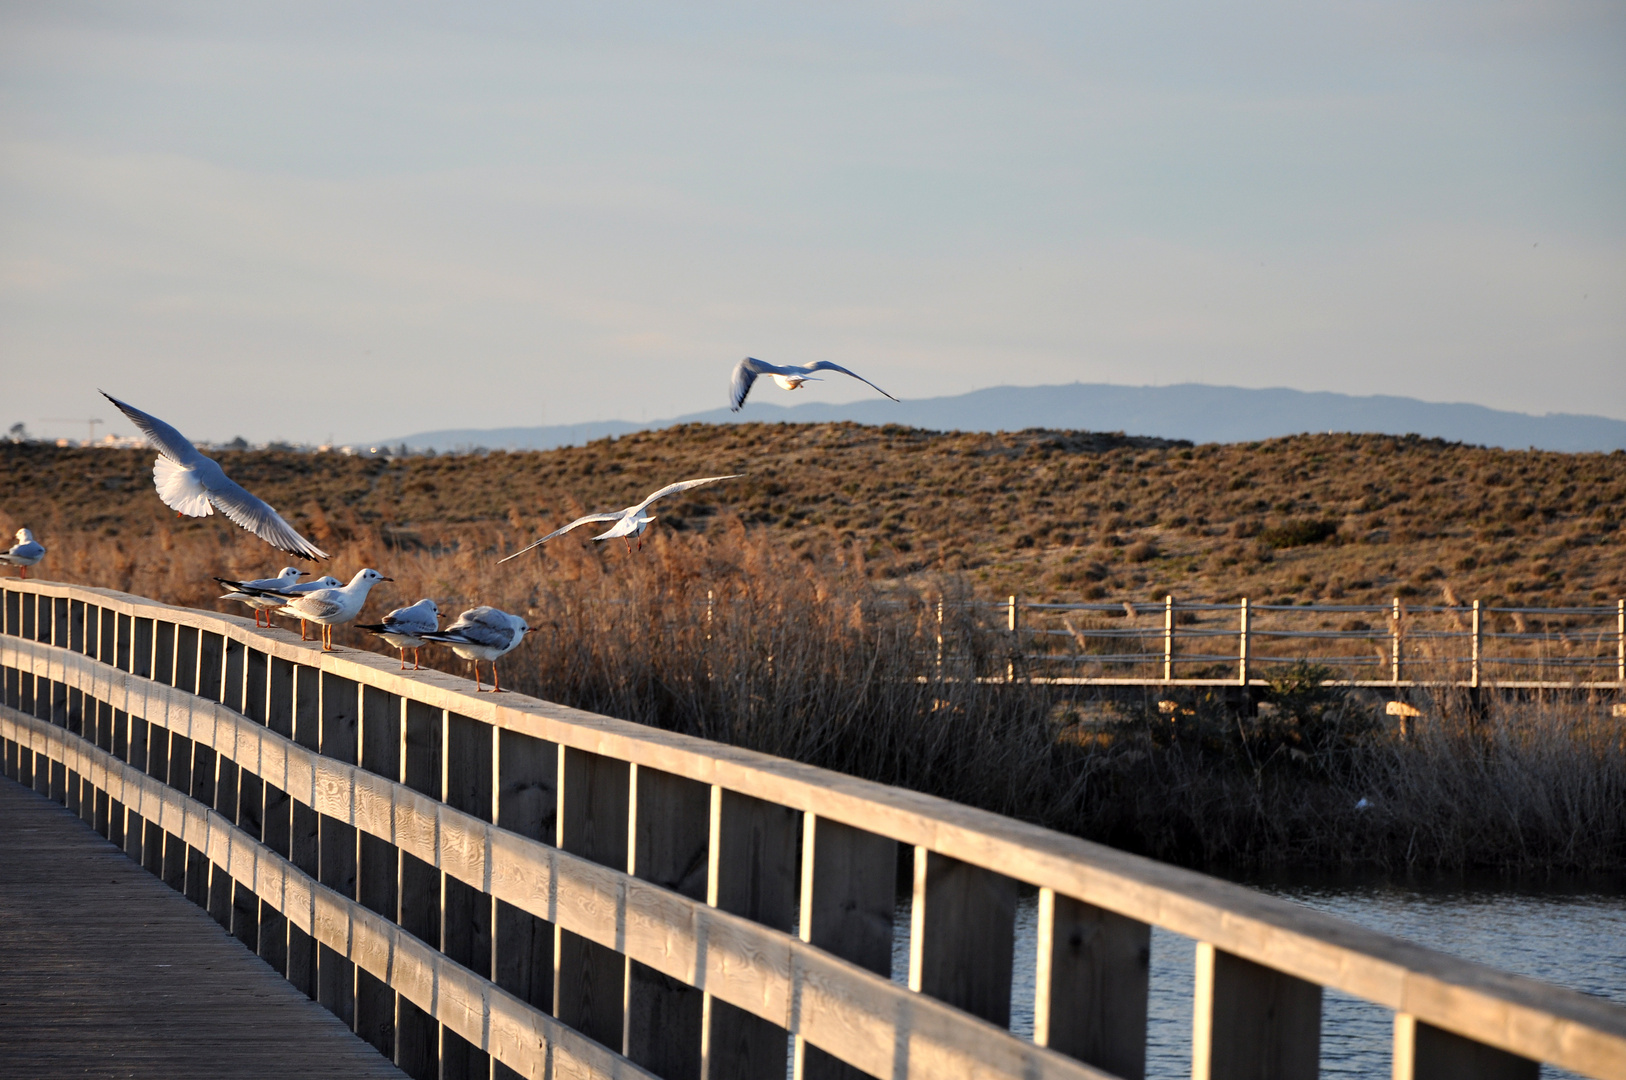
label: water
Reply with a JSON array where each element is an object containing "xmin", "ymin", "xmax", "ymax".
[{"xmin": 886, "ymin": 881, "xmax": 1626, "ymax": 1077}]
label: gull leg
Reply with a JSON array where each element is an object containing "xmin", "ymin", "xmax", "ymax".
[
  {"xmin": 491, "ymin": 663, "xmax": 502, "ymax": 693},
  {"xmin": 413, "ymin": 647, "xmax": 422, "ymax": 671},
  {"xmin": 399, "ymin": 648, "xmax": 407, "ymax": 670},
  {"xmin": 472, "ymin": 661, "xmax": 484, "ymax": 692}
]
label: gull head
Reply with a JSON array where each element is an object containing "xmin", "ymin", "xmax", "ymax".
[
  {"xmin": 276, "ymin": 567, "xmax": 306, "ymax": 581},
  {"xmin": 15, "ymin": 528, "xmax": 34, "ymax": 543},
  {"xmin": 349, "ymin": 568, "xmax": 394, "ymax": 588}
]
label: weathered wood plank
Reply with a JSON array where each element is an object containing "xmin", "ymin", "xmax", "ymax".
[
  {"xmin": 1035, "ymin": 888, "xmax": 1150, "ymax": 1079},
  {"xmin": 0, "ymin": 773, "xmax": 404, "ymax": 1078},
  {"xmin": 1193, "ymin": 942, "xmax": 1321, "ymax": 1080}
]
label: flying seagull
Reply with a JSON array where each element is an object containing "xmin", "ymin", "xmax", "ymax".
[
  {"xmin": 216, "ymin": 566, "xmax": 307, "ymax": 626},
  {"xmin": 729, "ymin": 356, "xmax": 897, "ymax": 412},
  {"xmin": 358, "ymin": 598, "xmax": 440, "ymax": 670},
  {"xmin": 499, "ymin": 475, "xmax": 740, "ymax": 562},
  {"xmin": 0, "ymin": 529, "xmax": 46, "ymax": 578},
  {"xmin": 101, "ymin": 391, "xmax": 329, "ymax": 561},
  {"xmin": 420, "ymin": 606, "xmax": 535, "ymax": 692}
]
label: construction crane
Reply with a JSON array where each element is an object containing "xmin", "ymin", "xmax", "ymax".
[{"xmin": 42, "ymin": 417, "xmax": 104, "ymax": 445}]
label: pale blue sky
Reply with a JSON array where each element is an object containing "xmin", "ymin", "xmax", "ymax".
[{"xmin": 3, "ymin": 2, "xmax": 1622, "ymax": 444}]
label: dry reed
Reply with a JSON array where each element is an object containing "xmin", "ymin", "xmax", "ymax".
[{"xmin": 12, "ymin": 519, "xmax": 1625, "ymax": 878}]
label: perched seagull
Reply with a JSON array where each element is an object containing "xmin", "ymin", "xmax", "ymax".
[
  {"xmin": 215, "ymin": 567, "xmax": 307, "ymax": 626},
  {"xmin": 0, "ymin": 529, "xmax": 46, "ymax": 578},
  {"xmin": 729, "ymin": 356, "xmax": 897, "ymax": 412},
  {"xmin": 357, "ymin": 599, "xmax": 440, "ymax": 670},
  {"xmin": 420, "ymin": 606, "xmax": 535, "ymax": 693},
  {"xmin": 100, "ymin": 391, "xmax": 329, "ymax": 561},
  {"xmin": 278, "ymin": 575, "xmax": 343, "ymax": 639},
  {"xmin": 234, "ymin": 568, "xmax": 391, "ymax": 652},
  {"xmin": 500, "ymin": 475, "xmax": 740, "ymax": 562}
]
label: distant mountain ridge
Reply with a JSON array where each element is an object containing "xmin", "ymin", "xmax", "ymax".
[{"xmin": 382, "ymin": 382, "xmax": 1626, "ymax": 454}]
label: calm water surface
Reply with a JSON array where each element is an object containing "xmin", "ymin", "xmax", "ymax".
[{"xmin": 887, "ymin": 881, "xmax": 1626, "ymax": 1078}]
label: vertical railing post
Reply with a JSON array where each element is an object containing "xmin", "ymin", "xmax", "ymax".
[
  {"xmin": 1618, "ymin": 599, "xmax": 1624, "ymax": 684},
  {"xmin": 1471, "ymin": 600, "xmax": 1482, "ymax": 689},
  {"xmin": 794, "ymin": 815, "xmax": 897, "ymax": 1080},
  {"xmin": 1391, "ymin": 597, "xmax": 1404, "ymax": 685},
  {"xmin": 1007, "ymin": 595, "xmax": 1019, "ymax": 683},
  {"xmin": 1162, "ymin": 595, "xmax": 1174, "ymax": 681},
  {"xmin": 1034, "ymin": 889, "xmax": 1151, "ymax": 1079},
  {"xmin": 1238, "ymin": 599, "xmax": 1249, "ymax": 686},
  {"xmin": 935, "ymin": 597, "xmax": 945, "ymax": 680},
  {"xmin": 1392, "ymin": 1014, "xmax": 1537, "ymax": 1080},
  {"xmin": 1192, "ymin": 943, "xmax": 1321, "ymax": 1080}
]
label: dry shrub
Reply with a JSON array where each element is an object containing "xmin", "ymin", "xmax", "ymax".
[{"xmin": 15, "ymin": 519, "xmax": 1625, "ymax": 877}]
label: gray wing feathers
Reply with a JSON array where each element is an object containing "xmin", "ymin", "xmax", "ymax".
[
  {"xmin": 101, "ymin": 392, "xmax": 200, "ymax": 463},
  {"xmin": 805, "ymin": 361, "xmax": 899, "ymax": 402},
  {"xmin": 288, "ymin": 596, "xmax": 344, "ymax": 620},
  {"xmin": 629, "ymin": 475, "xmax": 740, "ymax": 517},
  {"xmin": 500, "ymin": 512, "xmax": 626, "ymax": 563},
  {"xmin": 206, "ymin": 474, "xmax": 329, "ymax": 560},
  {"xmin": 730, "ymin": 356, "xmax": 789, "ymax": 411}
]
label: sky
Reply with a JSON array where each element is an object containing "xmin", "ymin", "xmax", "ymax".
[{"xmin": 2, "ymin": 1, "xmax": 1623, "ymax": 445}]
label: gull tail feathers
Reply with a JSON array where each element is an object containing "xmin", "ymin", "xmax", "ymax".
[{"xmin": 154, "ymin": 456, "xmax": 213, "ymax": 517}]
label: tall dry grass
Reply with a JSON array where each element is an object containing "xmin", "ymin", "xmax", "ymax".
[{"xmin": 15, "ymin": 520, "xmax": 1626, "ymax": 878}]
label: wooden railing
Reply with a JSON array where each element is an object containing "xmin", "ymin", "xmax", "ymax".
[
  {"xmin": 3, "ymin": 578, "xmax": 1624, "ymax": 1080},
  {"xmin": 930, "ymin": 595, "xmax": 1626, "ymax": 690}
]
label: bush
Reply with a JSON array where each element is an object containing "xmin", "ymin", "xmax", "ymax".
[{"xmin": 1259, "ymin": 518, "xmax": 1339, "ymax": 549}]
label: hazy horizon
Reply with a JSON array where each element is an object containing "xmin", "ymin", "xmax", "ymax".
[{"xmin": 4, "ymin": 3, "xmax": 1622, "ymax": 445}]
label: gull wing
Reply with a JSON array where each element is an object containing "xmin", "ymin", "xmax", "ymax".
[
  {"xmin": 101, "ymin": 392, "xmax": 203, "ymax": 464},
  {"xmin": 284, "ymin": 594, "xmax": 345, "ymax": 621},
  {"xmin": 499, "ymin": 512, "xmax": 626, "ymax": 564},
  {"xmin": 729, "ymin": 356, "xmax": 794, "ymax": 411},
  {"xmin": 804, "ymin": 361, "xmax": 899, "ymax": 402},
  {"xmin": 203, "ymin": 473, "xmax": 329, "ymax": 561},
  {"xmin": 627, "ymin": 475, "xmax": 741, "ymax": 518},
  {"xmin": 423, "ymin": 608, "xmax": 513, "ymax": 649}
]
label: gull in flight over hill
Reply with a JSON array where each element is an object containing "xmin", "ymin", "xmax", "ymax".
[
  {"xmin": 499, "ymin": 475, "xmax": 740, "ymax": 561},
  {"xmin": 231, "ymin": 568, "xmax": 391, "ymax": 651},
  {"xmin": 1, "ymin": 529, "xmax": 46, "ymax": 578},
  {"xmin": 101, "ymin": 391, "xmax": 329, "ymax": 561},
  {"xmin": 358, "ymin": 599, "xmax": 440, "ymax": 670},
  {"xmin": 420, "ymin": 606, "xmax": 535, "ymax": 692},
  {"xmin": 216, "ymin": 566, "xmax": 307, "ymax": 626},
  {"xmin": 729, "ymin": 356, "xmax": 897, "ymax": 412}
]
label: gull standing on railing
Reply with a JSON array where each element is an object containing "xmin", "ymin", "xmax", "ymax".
[
  {"xmin": 729, "ymin": 356, "xmax": 898, "ymax": 411},
  {"xmin": 500, "ymin": 475, "xmax": 740, "ymax": 561},
  {"xmin": 0, "ymin": 529, "xmax": 46, "ymax": 578},
  {"xmin": 216, "ymin": 572, "xmax": 341, "ymax": 637},
  {"xmin": 420, "ymin": 606, "xmax": 536, "ymax": 692},
  {"xmin": 215, "ymin": 567, "xmax": 306, "ymax": 626},
  {"xmin": 233, "ymin": 568, "xmax": 392, "ymax": 651},
  {"xmin": 100, "ymin": 391, "xmax": 329, "ymax": 561},
  {"xmin": 358, "ymin": 599, "xmax": 440, "ymax": 670}
]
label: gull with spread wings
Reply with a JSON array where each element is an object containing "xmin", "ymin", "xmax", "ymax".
[
  {"xmin": 729, "ymin": 356, "xmax": 897, "ymax": 412},
  {"xmin": 500, "ymin": 475, "xmax": 740, "ymax": 561},
  {"xmin": 101, "ymin": 391, "xmax": 329, "ymax": 561}
]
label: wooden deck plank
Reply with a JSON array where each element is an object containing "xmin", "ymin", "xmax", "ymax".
[{"xmin": 0, "ymin": 775, "xmax": 406, "ymax": 1079}]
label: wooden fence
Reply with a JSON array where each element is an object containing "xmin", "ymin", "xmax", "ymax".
[
  {"xmin": 3, "ymin": 578, "xmax": 1624, "ymax": 1080},
  {"xmin": 930, "ymin": 595, "xmax": 1626, "ymax": 690}
]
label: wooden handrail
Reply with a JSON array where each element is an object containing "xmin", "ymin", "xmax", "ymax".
[{"xmin": 4, "ymin": 578, "xmax": 1626, "ymax": 1080}]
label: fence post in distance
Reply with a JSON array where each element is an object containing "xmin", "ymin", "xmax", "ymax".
[{"xmin": 1163, "ymin": 595, "xmax": 1174, "ymax": 682}]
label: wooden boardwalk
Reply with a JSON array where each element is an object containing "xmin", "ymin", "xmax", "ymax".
[{"xmin": 0, "ymin": 776, "xmax": 406, "ymax": 1080}]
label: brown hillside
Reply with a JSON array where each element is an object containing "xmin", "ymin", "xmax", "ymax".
[{"xmin": 2, "ymin": 423, "xmax": 1623, "ymax": 607}]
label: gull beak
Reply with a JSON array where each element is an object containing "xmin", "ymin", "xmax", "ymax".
[{"xmin": 381, "ymin": 576, "xmax": 395, "ymax": 581}]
